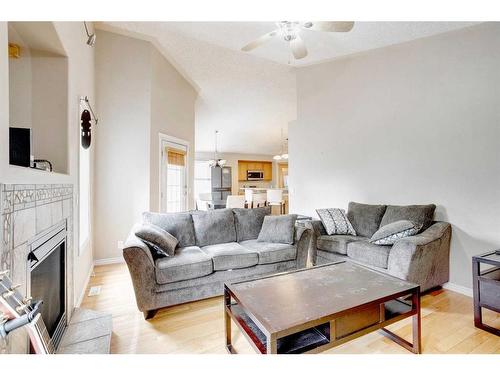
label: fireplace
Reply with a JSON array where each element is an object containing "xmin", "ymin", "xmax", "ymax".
[{"xmin": 28, "ymin": 221, "xmax": 67, "ymax": 351}]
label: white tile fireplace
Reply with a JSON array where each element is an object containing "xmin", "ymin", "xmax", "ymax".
[{"xmin": 0, "ymin": 184, "xmax": 73, "ymax": 354}]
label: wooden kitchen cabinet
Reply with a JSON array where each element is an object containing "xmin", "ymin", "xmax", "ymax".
[
  {"xmin": 238, "ymin": 161, "xmax": 248, "ymax": 181},
  {"xmin": 238, "ymin": 160, "xmax": 273, "ymax": 181},
  {"xmin": 263, "ymin": 162, "xmax": 272, "ymax": 181}
]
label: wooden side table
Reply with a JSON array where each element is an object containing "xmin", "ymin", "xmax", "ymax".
[{"xmin": 472, "ymin": 251, "xmax": 500, "ymax": 336}]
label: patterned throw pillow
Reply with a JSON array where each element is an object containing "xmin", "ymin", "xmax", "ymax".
[
  {"xmin": 316, "ymin": 208, "xmax": 356, "ymax": 236},
  {"xmin": 369, "ymin": 220, "xmax": 422, "ymax": 245}
]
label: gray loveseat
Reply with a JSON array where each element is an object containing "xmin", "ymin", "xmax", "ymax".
[
  {"xmin": 307, "ymin": 202, "xmax": 451, "ymax": 292},
  {"xmin": 123, "ymin": 207, "xmax": 311, "ymax": 319}
]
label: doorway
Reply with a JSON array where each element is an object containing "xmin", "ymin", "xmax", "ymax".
[{"xmin": 160, "ymin": 135, "xmax": 189, "ymax": 213}]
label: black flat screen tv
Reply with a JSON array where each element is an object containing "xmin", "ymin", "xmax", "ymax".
[{"xmin": 9, "ymin": 127, "xmax": 31, "ymax": 167}]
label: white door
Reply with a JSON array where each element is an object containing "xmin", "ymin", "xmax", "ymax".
[{"xmin": 161, "ymin": 138, "xmax": 188, "ymax": 213}]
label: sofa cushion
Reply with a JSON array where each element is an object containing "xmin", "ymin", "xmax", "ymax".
[
  {"xmin": 257, "ymin": 214, "xmax": 297, "ymax": 244},
  {"xmin": 316, "ymin": 208, "xmax": 356, "ymax": 235},
  {"xmin": 346, "ymin": 202, "xmax": 387, "ymax": 238},
  {"xmin": 143, "ymin": 212, "xmax": 195, "ymax": 248},
  {"xmin": 370, "ymin": 220, "xmax": 422, "ymax": 245},
  {"xmin": 155, "ymin": 246, "xmax": 213, "ymax": 284},
  {"xmin": 135, "ymin": 223, "xmax": 178, "ymax": 257},
  {"xmin": 191, "ymin": 209, "xmax": 237, "ymax": 247},
  {"xmin": 233, "ymin": 207, "xmax": 271, "ymax": 241},
  {"xmin": 317, "ymin": 235, "xmax": 367, "ymax": 255},
  {"xmin": 380, "ymin": 204, "xmax": 436, "ymax": 232},
  {"xmin": 201, "ymin": 242, "xmax": 258, "ymax": 271},
  {"xmin": 346, "ymin": 241, "xmax": 391, "ymax": 269},
  {"xmin": 239, "ymin": 239, "xmax": 297, "ymax": 264}
]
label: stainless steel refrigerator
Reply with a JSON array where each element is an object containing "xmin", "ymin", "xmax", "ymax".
[{"xmin": 211, "ymin": 166, "xmax": 232, "ymax": 206}]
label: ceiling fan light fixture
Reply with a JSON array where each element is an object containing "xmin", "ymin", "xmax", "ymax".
[{"xmin": 273, "ymin": 155, "xmax": 282, "ymax": 160}]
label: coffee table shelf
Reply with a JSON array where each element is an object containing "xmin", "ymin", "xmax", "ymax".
[{"xmin": 224, "ymin": 262, "xmax": 421, "ymax": 354}]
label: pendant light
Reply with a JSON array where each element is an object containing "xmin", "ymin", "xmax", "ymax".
[
  {"xmin": 273, "ymin": 128, "xmax": 288, "ymax": 160},
  {"xmin": 208, "ymin": 130, "xmax": 227, "ymax": 168}
]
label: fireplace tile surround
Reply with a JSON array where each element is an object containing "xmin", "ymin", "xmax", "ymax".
[{"xmin": 0, "ymin": 183, "xmax": 74, "ymax": 354}]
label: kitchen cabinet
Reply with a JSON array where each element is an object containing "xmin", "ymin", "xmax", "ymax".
[
  {"xmin": 238, "ymin": 160, "xmax": 273, "ymax": 181},
  {"xmin": 263, "ymin": 162, "xmax": 272, "ymax": 181}
]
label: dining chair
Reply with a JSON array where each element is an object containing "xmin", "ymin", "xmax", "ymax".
[
  {"xmin": 244, "ymin": 189, "xmax": 254, "ymax": 208},
  {"xmin": 253, "ymin": 193, "xmax": 267, "ymax": 208},
  {"xmin": 196, "ymin": 199, "xmax": 210, "ymax": 211},
  {"xmin": 226, "ymin": 195, "xmax": 246, "ymax": 209},
  {"xmin": 266, "ymin": 189, "xmax": 285, "ymax": 214},
  {"xmin": 197, "ymin": 193, "xmax": 213, "ymax": 211}
]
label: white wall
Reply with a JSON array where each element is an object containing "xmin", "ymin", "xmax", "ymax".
[
  {"xmin": 94, "ymin": 30, "xmax": 197, "ymax": 261},
  {"xmin": 291, "ymin": 23, "xmax": 500, "ymax": 289},
  {"xmin": 0, "ymin": 21, "xmax": 95, "ymax": 307}
]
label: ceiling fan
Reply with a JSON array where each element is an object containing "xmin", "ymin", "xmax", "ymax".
[{"xmin": 241, "ymin": 21, "xmax": 354, "ymax": 60}]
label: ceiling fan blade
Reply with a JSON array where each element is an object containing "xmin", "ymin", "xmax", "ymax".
[
  {"xmin": 290, "ymin": 36, "xmax": 308, "ymax": 59},
  {"xmin": 302, "ymin": 21, "xmax": 354, "ymax": 32},
  {"xmin": 241, "ymin": 30, "xmax": 278, "ymax": 52}
]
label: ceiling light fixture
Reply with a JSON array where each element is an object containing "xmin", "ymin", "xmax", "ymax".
[
  {"xmin": 208, "ymin": 130, "xmax": 227, "ymax": 168},
  {"xmin": 84, "ymin": 21, "xmax": 96, "ymax": 47},
  {"xmin": 273, "ymin": 128, "xmax": 288, "ymax": 161}
]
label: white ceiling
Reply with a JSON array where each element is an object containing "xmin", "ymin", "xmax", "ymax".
[{"xmin": 99, "ymin": 22, "xmax": 477, "ymax": 154}]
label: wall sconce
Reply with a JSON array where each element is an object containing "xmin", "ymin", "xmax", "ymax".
[
  {"xmin": 80, "ymin": 96, "xmax": 99, "ymax": 149},
  {"xmin": 8, "ymin": 43, "xmax": 21, "ymax": 58},
  {"xmin": 84, "ymin": 21, "xmax": 96, "ymax": 47}
]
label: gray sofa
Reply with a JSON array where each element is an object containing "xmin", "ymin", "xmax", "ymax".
[
  {"xmin": 123, "ymin": 207, "xmax": 311, "ymax": 319},
  {"xmin": 307, "ymin": 202, "xmax": 451, "ymax": 292}
]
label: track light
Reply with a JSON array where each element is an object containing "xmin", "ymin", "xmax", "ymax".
[{"xmin": 84, "ymin": 22, "xmax": 96, "ymax": 47}]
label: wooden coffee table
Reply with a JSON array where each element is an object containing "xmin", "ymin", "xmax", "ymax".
[{"xmin": 224, "ymin": 261, "xmax": 421, "ymax": 354}]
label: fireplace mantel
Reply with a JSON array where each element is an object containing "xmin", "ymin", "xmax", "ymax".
[{"xmin": 0, "ymin": 183, "xmax": 73, "ymax": 354}]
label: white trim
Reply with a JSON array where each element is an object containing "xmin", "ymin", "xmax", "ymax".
[
  {"xmin": 94, "ymin": 257, "xmax": 125, "ymax": 266},
  {"xmin": 75, "ymin": 263, "xmax": 94, "ymax": 307},
  {"xmin": 443, "ymin": 282, "xmax": 473, "ymax": 297},
  {"xmin": 158, "ymin": 133, "xmax": 190, "ymax": 213}
]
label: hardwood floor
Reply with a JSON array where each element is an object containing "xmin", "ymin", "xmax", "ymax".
[{"xmin": 80, "ymin": 263, "xmax": 500, "ymax": 354}]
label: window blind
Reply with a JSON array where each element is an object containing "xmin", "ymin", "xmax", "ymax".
[{"xmin": 167, "ymin": 148, "xmax": 186, "ymax": 166}]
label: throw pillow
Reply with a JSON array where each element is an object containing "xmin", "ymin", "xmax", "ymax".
[
  {"xmin": 369, "ymin": 220, "xmax": 422, "ymax": 245},
  {"xmin": 316, "ymin": 208, "xmax": 356, "ymax": 236},
  {"xmin": 257, "ymin": 214, "xmax": 298, "ymax": 244},
  {"xmin": 142, "ymin": 240, "xmax": 169, "ymax": 261},
  {"xmin": 135, "ymin": 223, "xmax": 178, "ymax": 256}
]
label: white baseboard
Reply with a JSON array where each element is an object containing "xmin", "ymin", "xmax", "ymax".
[
  {"xmin": 94, "ymin": 257, "xmax": 125, "ymax": 266},
  {"xmin": 76, "ymin": 263, "xmax": 94, "ymax": 307},
  {"xmin": 443, "ymin": 282, "xmax": 473, "ymax": 297}
]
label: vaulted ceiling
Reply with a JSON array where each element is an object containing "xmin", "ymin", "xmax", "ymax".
[{"xmin": 99, "ymin": 22, "xmax": 477, "ymax": 154}]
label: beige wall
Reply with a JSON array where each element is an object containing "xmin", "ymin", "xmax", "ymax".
[
  {"xmin": 94, "ymin": 30, "xmax": 197, "ymax": 261},
  {"xmin": 291, "ymin": 23, "xmax": 500, "ymax": 290},
  {"xmin": 8, "ymin": 25, "xmax": 32, "ymax": 127},
  {"xmin": 8, "ymin": 24, "xmax": 69, "ymax": 173},
  {"xmin": 30, "ymin": 55, "xmax": 68, "ymax": 173},
  {"xmin": 0, "ymin": 21, "xmax": 95, "ymax": 307},
  {"xmin": 94, "ymin": 30, "xmax": 152, "ymax": 261},
  {"xmin": 150, "ymin": 47, "xmax": 197, "ymax": 211}
]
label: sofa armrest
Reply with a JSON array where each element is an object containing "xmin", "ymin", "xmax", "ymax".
[
  {"xmin": 304, "ymin": 220, "xmax": 326, "ymax": 265},
  {"xmin": 122, "ymin": 226, "xmax": 157, "ymax": 312},
  {"xmin": 387, "ymin": 222, "xmax": 452, "ymax": 291},
  {"xmin": 294, "ymin": 226, "xmax": 312, "ymax": 269}
]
